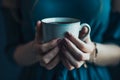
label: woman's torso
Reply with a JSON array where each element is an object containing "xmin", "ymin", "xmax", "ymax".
[{"xmin": 20, "ymin": 0, "xmax": 111, "ymax": 80}]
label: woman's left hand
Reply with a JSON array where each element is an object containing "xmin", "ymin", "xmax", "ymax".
[{"xmin": 61, "ymin": 27, "xmax": 95, "ymax": 70}]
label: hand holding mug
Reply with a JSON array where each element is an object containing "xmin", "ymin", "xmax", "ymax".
[
  {"xmin": 41, "ymin": 17, "xmax": 93, "ymax": 70},
  {"xmin": 33, "ymin": 21, "xmax": 60, "ymax": 70},
  {"xmin": 61, "ymin": 26, "xmax": 95, "ymax": 70}
]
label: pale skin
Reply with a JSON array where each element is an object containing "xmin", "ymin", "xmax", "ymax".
[
  {"xmin": 14, "ymin": 0, "xmax": 120, "ymax": 70},
  {"xmin": 14, "ymin": 21, "xmax": 120, "ymax": 70},
  {"xmin": 14, "ymin": 21, "xmax": 61, "ymax": 70},
  {"xmin": 61, "ymin": 28, "xmax": 120, "ymax": 70}
]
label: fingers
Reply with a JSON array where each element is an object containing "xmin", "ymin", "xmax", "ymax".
[
  {"xmin": 65, "ymin": 32, "xmax": 92, "ymax": 52},
  {"xmin": 46, "ymin": 55, "xmax": 60, "ymax": 70},
  {"xmin": 79, "ymin": 26, "xmax": 89, "ymax": 40},
  {"xmin": 61, "ymin": 55, "xmax": 74, "ymax": 70},
  {"xmin": 64, "ymin": 38, "xmax": 90, "ymax": 61},
  {"xmin": 40, "ymin": 55, "xmax": 60, "ymax": 70},
  {"xmin": 42, "ymin": 46, "xmax": 59, "ymax": 64},
  {"xmin": 38, "ymin": 40, "xmax": 60, "ymax": 70},
  {"xmin": 35, "ymin": 21, "xmax": 42, "ymax": 43},
  {"xmin": 35, "ymin": 38, "xmax": 60, "ymax": 55},
  {"xmin": 79, "ymin": 26, "xmax": 91, "ymax": 42},
  {"xmin": 39, "ymin": 39, "xmax": 60, "ymax": 53},
  {"xmin": 79, "ymin": 27, "xmax": 91, "ymax": 43},
  {"xmin": 62, "ymin": 46, "xmax": 85, "ymax": 68}
]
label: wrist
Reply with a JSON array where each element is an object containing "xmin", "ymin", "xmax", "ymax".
[{"xmin": 89, "ymin": 42, "xmax": 98, "ymax": 64}]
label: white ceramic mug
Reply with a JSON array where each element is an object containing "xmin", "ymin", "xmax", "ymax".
[{"xmin": 41, "ymin": 17, "xmax": 91, "ymax": 42}]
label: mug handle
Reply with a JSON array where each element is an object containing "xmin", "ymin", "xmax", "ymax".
[{"xmin": 80, "ymin": 23, "xmax": 91, "ymax": 40}]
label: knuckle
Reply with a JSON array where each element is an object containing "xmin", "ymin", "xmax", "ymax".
[
  {"xmin": 80, "ymin": 55, "xmax": 85, "ymax": 60},
  {"xmin": 34, "ymin": 45, "xmax": 41, "ymax": 54},
  {"xmin": 39, "ymin": 45, "xmax": 45, "ymax": 53},
  {"xmin": 81, "ymin": 45, "xmax": 86, "ymax": 51},
  {"xmin": 53, "ymin": 47, "xmax": 59, "ymax": 53},
  {"xmin": 83, "ymin": 54, "xmax": 90, "ymax": 60},
  {"xmin": 68, "ymin": 66, "xmax": 74, "ymax": 71},
  {"xmin": 49, "ymin": 42, "xmax": 54, "ymax": 47},
  {"xmin": 75, "ymin": 62, "xmax": 82, "ymax": 68},
  {"xmin": 50, "ymin": 39, "xmax": 57, "ymax": 46},
  {"xmin": 81, "ymin": 53, "xmax": 86, "ymax": 60},
  {"xmin": 76, "ymin": 53, "xmax": 82, "ymax": 61},
  {"xmin": 75, "ymin": 62, "xmax": 80, "ymax": 68}
]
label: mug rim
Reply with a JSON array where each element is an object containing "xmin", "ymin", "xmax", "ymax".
[{"xmin": 41, "ymin": 17, "xmax": 80, "ymax": 24}]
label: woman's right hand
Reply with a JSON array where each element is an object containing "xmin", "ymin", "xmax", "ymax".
[
  {"xmin": 14, "ymin": 21, "xmax": 60, "ymax": 70},
  {"xmin": 33, "ymin": 21, "xmax": 60, "ymax": 70}
]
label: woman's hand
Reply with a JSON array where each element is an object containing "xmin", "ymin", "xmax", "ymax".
[
  {"xmin": 61, "ymin": 27, "xmax": 95, "ymax": 70},
  {"xmin": 14, "ymin": 21, "xmax": 61, "ymax": 70},
  {"xmin": 33, "ymin": 21, "xmax": 61, "ymax": 70}
]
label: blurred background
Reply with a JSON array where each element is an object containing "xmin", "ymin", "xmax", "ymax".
[{"xmin": 0, "ymin": 0, "xmax": 120, "ymax": 80}]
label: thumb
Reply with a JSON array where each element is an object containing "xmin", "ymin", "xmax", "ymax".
[
  {"xmin": 35, "ymin": 21, "xmax": 42, "ymax": 43},
  {"xmin": 79, "ymin": 26, "xmax": 91, "ymax": 43}
]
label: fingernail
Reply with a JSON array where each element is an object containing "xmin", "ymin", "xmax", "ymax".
[
  {"xmin": 63, "ymin": 38, "xmax": 68, "ymax": 47},
  {"xmin": 69, "ymin": 67, "xmax": 75, "ymax": 70},
  {"xmin": 37, "ymin": 21, "xmax": 41, "ymax": 24},
  {"xmin": 65, "ymin": 32, "xmax": 72, "ymax": 38},
  {"xmin": 36, "ymin": 21, "xmax": 41, "ymax": 27}
]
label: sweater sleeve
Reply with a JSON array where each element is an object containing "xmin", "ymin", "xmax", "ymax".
[{"xmin": 1, "ymin": 6, "xmax": 23, "ymax": 65}]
